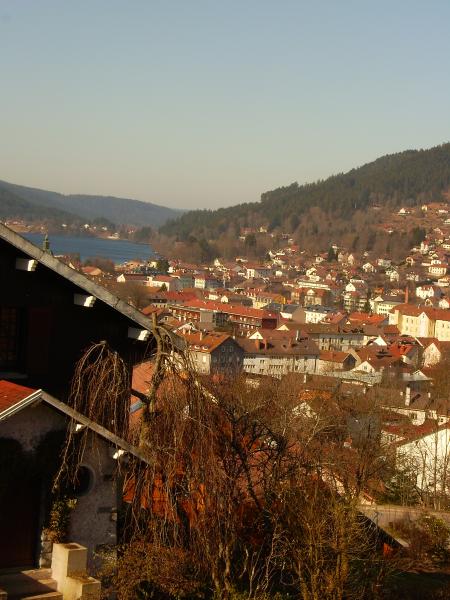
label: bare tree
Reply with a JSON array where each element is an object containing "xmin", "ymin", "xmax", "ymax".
[{"xmin": 57, "ymin": 329, "xmax": 397, "ymax": 599}]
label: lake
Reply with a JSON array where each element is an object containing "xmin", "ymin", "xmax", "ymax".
[{"xmin": 24, "ymin": 233, "xmax": 155, "ymax": 263}]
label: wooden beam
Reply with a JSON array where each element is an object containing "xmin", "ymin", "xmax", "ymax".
[{"xmin": 40, "ymin": 392, "xmax": 151, "ymax": 464}]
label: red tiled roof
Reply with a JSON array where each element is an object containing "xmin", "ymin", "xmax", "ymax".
[
  {"xmin": 238, "ymin": 336, "xmax": 319, "ymax": 357},
  {"xmin": 387, "ymin": 341, "xmax": 416, "ymax": 356},
  {"xmin": 392, "ymin": 304, "xmax": 450, "ymax": 321},
  {"xmin": 384, "ymin": 419, "xmax": 450, "ymax": 445},
  {"xmin": 181, "ymin": 331, "xmax": 231, "ymax": 353},
  {"xmin": 131, "ymin": 362, "xmax": 153, "ymax": 399},
  {"xmin": 319, "ymin": 350, "xmax": 351, "ymax": 363},
  {"xmin": 348, "ymin": 312, "xmax": 387, "ymax": 324},
  {"xmin": 382, "ymin": 325, "xmax": 400, "ymax": 335},
  {"xmin": 81, "ymin": 266, "xmax": 102, "ymax": 274},
  {"xmin": 0, "ymin": 380, "xmax": 37, "ymax": 412},
  {"xmin": 141, "ymin": 305, "xmax": 166, "ymax": 316},
  {"xmin": 176, "ymin": 299, "xmax": 278, "ymax": 319}
]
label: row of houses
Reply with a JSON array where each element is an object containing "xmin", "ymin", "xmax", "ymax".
[{"xmin": 171, "ymin": 319, "xmax": 448, "ymax": 381}]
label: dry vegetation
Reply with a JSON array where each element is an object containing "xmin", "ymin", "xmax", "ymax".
[{"xmin": 53, "ymin": 329, "xmax": 450, "ymax": 599}]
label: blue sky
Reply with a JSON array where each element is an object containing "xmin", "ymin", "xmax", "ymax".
[{"xmin": 1, "ymin": 1, "xmax": 450, "ymax": 209}]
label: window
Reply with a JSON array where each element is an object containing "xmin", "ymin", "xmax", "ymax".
[
  {"xmin": 70, "ymin": 465, "xmax": 94, "ymax": 496},
  {"xmin": 0, "ymin": 307, "xmax": 21, "ymax": 370}
]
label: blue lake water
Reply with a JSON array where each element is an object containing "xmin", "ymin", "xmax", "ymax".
[{"xmin": 24, "ymin": 233, "xmax": 155, "ymax": 263}]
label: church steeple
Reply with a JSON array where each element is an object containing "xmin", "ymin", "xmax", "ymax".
[{"xmin": 42, "ymin": 234, "xmax": 52, "ymax": 254}]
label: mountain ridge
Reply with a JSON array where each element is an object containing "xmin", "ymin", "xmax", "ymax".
[
  {"xmin": 0, "ymin": 179, "xmax": 184, "ymax": 228},
  {"xmin": 160, "ymin": 143, "xmax": 450, "ymax": 241}
]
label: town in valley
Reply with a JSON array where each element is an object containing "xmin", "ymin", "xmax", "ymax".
[{"xmin": 3, "ymin": 1, "xmax": 450, "ymax": 597}]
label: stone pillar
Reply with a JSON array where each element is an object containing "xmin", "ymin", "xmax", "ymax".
[
  {"xmin": 39, "ymin": 530, "xmax": 54, "ymax": 568},
  {"xmin": 51, "ymin": 543, "xmax": 101, "ymax": 600}
]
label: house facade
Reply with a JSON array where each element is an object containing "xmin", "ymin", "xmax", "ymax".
[
  {"xmin": 0, "ymin": 382, "xmax": 140, "ymax": 570},
  {"xmin": 238, "ymin": 335, "xmax": 319, "ymax": 377},
  {"xmin": 390, "ymin": 305, "xmax": 450, "ymax": 341},
  {"xmin": 393, "ymin": 424, "xmax": 450, "ymax": 496},
  {"xmin": 181, "ymin": 331, "xmax": 244, "ymax": 374},
  {"xmin": 0, "ymin": 224, "xmax": 159, "ymax": 570}
]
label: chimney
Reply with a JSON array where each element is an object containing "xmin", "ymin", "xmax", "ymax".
[
  {"xmin": 254, "ymin": 338, "xmax": 261, "ymax": 350},
  {"xmin": 199, "ymin": 331, "xmax": 203, "ymax": 341},
  {"xmin": 405, "ymin": 385, "xmax": 411, "ymax": 406},
  {"xmin": 405, "ymin": 285, "xmax": 409, "ymax": 305}
]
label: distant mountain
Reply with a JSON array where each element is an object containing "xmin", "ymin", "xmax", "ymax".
[
  {"xmin": 160, "ymin": 143, "xmax": 450, "ymax": 240},
  {"xmin": 0, "ymin": 180, "xmax": 185, "ymax": 228},
  {"xmin": 0, "ymin": 186, "xmax": 81, "ymax": 223}
]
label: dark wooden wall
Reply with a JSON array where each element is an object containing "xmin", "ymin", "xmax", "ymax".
[{"xmin": 0, "ymin": 239, "xmax": 154, "ymax": 399}]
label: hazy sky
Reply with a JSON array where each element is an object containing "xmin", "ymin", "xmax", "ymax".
[{"xmin": 1, "ymin": 1, "xmax": 450, "ymax": 210}]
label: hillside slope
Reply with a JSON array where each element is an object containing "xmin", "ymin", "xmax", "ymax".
[
  {"xmin": 160, "ymin": 143, "xmax": 450, "ymax": 240},
  {"xmin": 0, "ymin": 186, "xmax": 82, "ymax": 223},
  {"xmin": 0, "ymin": 180, "xmax": 184, "ymax": 228}
]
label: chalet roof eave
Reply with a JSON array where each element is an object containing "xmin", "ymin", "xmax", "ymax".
[
  {"xmin": 41, "ymin": 391, "xmax": 151, "ymax": 464},
  {"xmin": 0, "ymin": 388, "xmax": 43, "ymax": 421},
  {"xmin": 0, "ymin": 223, "xmax": 184, "ymax": 351},
  {"xmin": 0, "ymin": 385, "xmax": 151, "ymax": 465}
]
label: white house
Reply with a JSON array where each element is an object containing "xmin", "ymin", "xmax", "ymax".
[
  {"xmin": 386, "ymin": 268, "xmax": 400, "ymax": 283},
  {"xmin": 148, "ymin": 275, "xmax": 181, "ymax": 291},
  {"xmin": 416, "ymin": 284, "xmax": 439, "ymax": 300},
  {"xmin": 362, "ymin": 262, "xmax": 376, "ymax": 273},
  {"xmin": 429, "ymin": 263, "xmax": 448, "ymax": 277},
  {"xmin": 395, "ymin": 424, "xmax": 450, "ymax": 496},
  {"xmin": 439, "ymin": 297, "xmax": 450, "ymax": 309},
  {"xmin": 422, "ymin": 339, "xmax": 450, "ymax": 367}
]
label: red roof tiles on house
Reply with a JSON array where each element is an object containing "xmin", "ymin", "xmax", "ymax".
[
  {"xmin": 319, "ymin": 351, "xmax": 352, "ymax": 363},
  {"xmin": 0, "ymin": 380, "xmax": 37, "ymax": 412},
  {"xmin": 177, "ymin": 299, "xmax": 278, "ymax": 319},
  {"xmin": 347, "ymin": 312, "xmax": 387, "ymax": 325},
  {"xmin": 392, "ymin": 304, "xmax": 450, "ymax": 321},
  {"xmin": 181, "ymin": 331, "xmax": 231, "ymax": 353}
]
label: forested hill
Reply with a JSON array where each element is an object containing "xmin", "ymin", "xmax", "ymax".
[
  {"xmin": 160, "ymin": 143, "xmax": 450, "ymax": 240},
  {"xmin": 0, "ymin": 186, "xmax": 82, "ymax": 224},
  {"xmin": 0, "ymin": 180, "xmax": 184, "ymax": 228}
]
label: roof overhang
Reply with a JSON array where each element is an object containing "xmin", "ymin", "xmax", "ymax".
[
  {"xmin": 0, "ymin": 385, "xmax": 150, "ymax": 465},
  {"xmin": 0, "ymin": 223, "xmax": 184, "ymax": 351}
]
